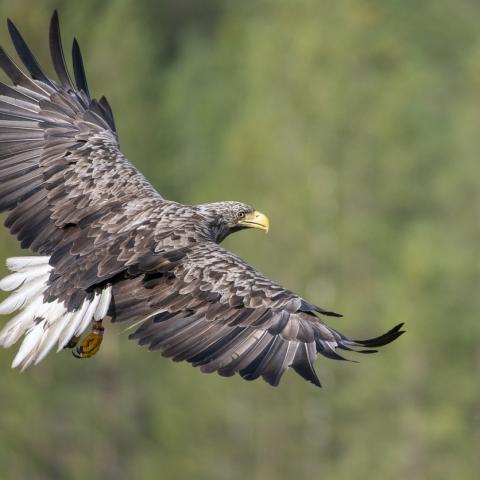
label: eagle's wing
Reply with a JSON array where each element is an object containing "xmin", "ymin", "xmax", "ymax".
[
  {"xmin": 0, "ymin": 13, "xmax": 170, "ymax": 368},
  {"xmin": 113, "ymin": 242, "xmax": 404, "ymax": 387},
  {"xmin": 0, "ymin": 11, "xmax": 162, "ymax": 258}
]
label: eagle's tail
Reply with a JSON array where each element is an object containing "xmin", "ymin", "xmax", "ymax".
[{"xmin": 0, "ymin": 256, "xmax": 111, "ymax": 369}]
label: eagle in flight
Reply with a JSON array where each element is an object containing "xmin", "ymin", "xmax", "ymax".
[{"xmin": 0, "ymin": 11, "xmax": 403, "ymax": 387}]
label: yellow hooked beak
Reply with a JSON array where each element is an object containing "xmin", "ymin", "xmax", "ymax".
[{"xmin": 237, "ymin": 210, "xmax": 270, "ymax": 233}]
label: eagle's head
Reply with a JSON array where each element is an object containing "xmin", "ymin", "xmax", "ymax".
[{"xmin": 197, "ymin": 201, "xmax": 270, "ymax": 243}]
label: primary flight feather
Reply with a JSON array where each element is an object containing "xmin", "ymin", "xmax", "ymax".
[{"xmin": 0, "ymin": 11, "xmax": 403, "ymax": 386}]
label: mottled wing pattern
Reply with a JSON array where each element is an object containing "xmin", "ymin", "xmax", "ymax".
[
  {"xmin": 113, "ymin": 242, "xmax": 404, "ymax": 386},
  {"xmin": 0, "ymin": 12, "xmax": 170, "ymax": 308},
  {"xmin": 44, "ymin": 201, "xmax": 212, "ymax": 309},
  {"xmin": 0, "ymin": 12, "xmax": 162, "ymax": 265}
]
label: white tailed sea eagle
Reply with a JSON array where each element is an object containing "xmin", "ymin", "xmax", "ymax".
[{"xmin": 0, "ymin": 11, "xmax": 404, "ymax": 386}]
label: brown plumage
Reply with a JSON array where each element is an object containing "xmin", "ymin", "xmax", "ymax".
[{"xmin": 0, "ymin": 11, "xmax": 404, "ymax": 385}]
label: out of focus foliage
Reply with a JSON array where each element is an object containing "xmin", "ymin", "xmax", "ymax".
[{"xmin": 0, "ymin": 0, "xmax": 479, "ymax": 479}]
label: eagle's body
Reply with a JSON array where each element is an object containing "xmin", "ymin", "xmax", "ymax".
[{"xmin": 0, "ymin": 12, "xmax": 403, "ymax": 386}]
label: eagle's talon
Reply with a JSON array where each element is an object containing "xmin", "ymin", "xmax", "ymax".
[
  {"xmin": 72, "ymin": 321, "xmax": 104, "ymax": 359},
  {"xmin": 64, "ymin": 336, "xmax": 80, "ymax": 349}
]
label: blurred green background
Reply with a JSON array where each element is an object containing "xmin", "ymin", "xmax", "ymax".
[{"xmin": 0, "ymin": 0, "xmax": 479, "ymax": 478}]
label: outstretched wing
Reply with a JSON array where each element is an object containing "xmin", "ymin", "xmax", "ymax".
[
  {"xmin": 113, "ymin": 242, "xmax": 404, "ymax": 387},
  {"xmin": 0, "ymin": 12, "xmax": 171, "ymax": 369},
  {"xmin": 0, "ymin": 11, "xmax": 162, "ymax": 259}
]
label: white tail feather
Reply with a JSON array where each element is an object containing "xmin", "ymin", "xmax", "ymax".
[
  {"xmin": 34, "ymin": 320, "xmax": 68, "ymax": 365},
  {"xmin": 0, "ymin": 275, "xmax": 48, "ymax": 314},
  {"xmin": 0, "ymin": 256, "xmax": 112, "ymax": 369},
  {"xmin": 94, "ymin": 286, "xmax": 111, "ymax": 320},
  {"xmin": 0, "ymin": 296, "xmax": 44, "ymax": 347},
  {"xmin": 6, "ymin": 256, "xmax": 51, "ymax": 272},
  {"xmin": 34, "ymin": 304, "xmax": 72, "ymax": 365},
  {"xmin": 12, "ymin": 320, "xmax": 46, "ymax": 369},
  {"xmin": 71, "ymin": 300, "xmax": 93, "ymax": 338},
  {"xmin": 0, "ymin": 264, "xmax": 51, "ymax": 291},
  {"xmin": 76, "ymin": 296, "xmax": 99, "ymax": 336},
  {"xmin": 56, "ymin": 310, "xmax": 83, "ymax": 351}
]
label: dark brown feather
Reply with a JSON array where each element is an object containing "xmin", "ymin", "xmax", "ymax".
[{"xmin": 49, "ymin": 11, "xmax": 74, "ymax": 90}]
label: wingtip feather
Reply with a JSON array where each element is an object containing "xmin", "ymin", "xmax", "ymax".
[
  {"xmin": 6, "ymin": 16, "xmax": 53, "ymax": 86},
  {"xmin": 49, "ymin": 8, "xmax": 74, "ymax": 89},
  {"xmin": 72, "ymin": 37, "xmax": 89, "ymax": 97},
  {"xmin": 354, "ymin": 323, "xmax": 406, "ymax": 348}
]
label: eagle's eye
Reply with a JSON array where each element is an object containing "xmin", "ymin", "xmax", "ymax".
[{"xmin": 237, "ymin": 211, "xmax": 246, "ymax": 219}]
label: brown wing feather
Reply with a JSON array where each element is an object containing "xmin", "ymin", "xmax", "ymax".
[
  {"xmin": 112, "ymin": 242, "xmax": 404, "ymax": 387},
  {"xmin": 0, "ymin": 13, "xmax": 168, "ymax": 307}
]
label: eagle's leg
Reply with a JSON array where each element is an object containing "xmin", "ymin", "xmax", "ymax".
[
  {"xmin": 64, "ymin": 336, "xmax": 81, "ymax": 349},
  {"xmin": 72, "ymin": 321, "xmax": 104, "ymax": 359}
]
